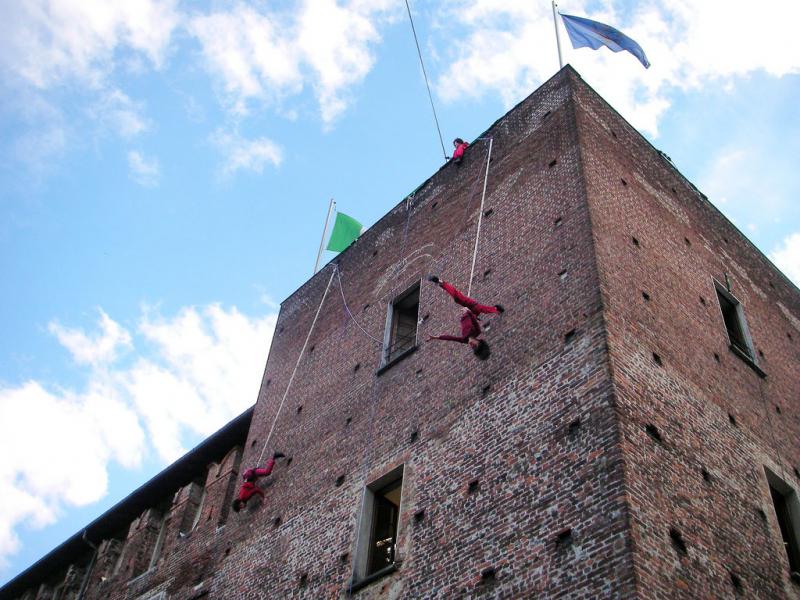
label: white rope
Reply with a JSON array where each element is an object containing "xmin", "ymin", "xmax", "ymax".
[
  {"xmin": 467, "ymin": 137, "xmax": 494, "ymax": 297},
  {"xmin": 257, "ymin": 265, "xmax": 337, "ymax": 464},
  {"xmin": 336, "ymin": 268, "xmax": 383, "ymax": 345}
]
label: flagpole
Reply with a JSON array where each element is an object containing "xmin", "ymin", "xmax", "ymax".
[
  {"xmin": 552, "ymin": 1, "xmax": 564, "ymax": 69},
  {"xmin": 314, "ymin": 198, "xmax": 335, "ymax": 274}
]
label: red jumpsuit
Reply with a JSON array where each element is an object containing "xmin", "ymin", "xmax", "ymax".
[
  {"xmin": 236, "ymin": 458, "xmax": 275, "ymax": 505},
  {"xmin": 452, "ymin": 141, "xmax": 469, "ymax": 162},
  {"xmin": 431, "ymin": 310, "xmax": 482, "ymax": 344},
  {"xmin": 439, "ymin": 281, "xmax": 500, "ymax": 316},
  {"xmin": 430, "ymin": 281, "xmax": 500, "ymax": 343}
]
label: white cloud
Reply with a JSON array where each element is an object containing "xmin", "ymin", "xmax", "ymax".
[
  {"xmin": 0, "ymin": 381, "xmax": 144, "ymax": 569},
  {"xmin": 0, "ymin": 302, "xmax": 276, "ymax": 570},
  {"xmin": 48, "ymin": 309, "xmax": 132, "ymax": 366},
  {"xmin": 127, "ymin": 304, "xmax": 277, "ymax": 460},
  {"xmin": 127, "ymin": 150, "xmax": 160, "ymax": 187},
  {"xmin": 190, "ymin": 0, "xmax": 397, "ymax": 123},
  {"xmin": 433, "ymin": 0, "xmax": 800, "ymax": 136},
  {"xmin": 770, "ymin": 232, "xmax": 800, "ymax": 287},
  {"xmin": 0, "ymin": 0, "xmax": 179, "ymax": 88},
  {"xmin": 95, "ymin": 89, "xmax": 150, "ymax": 138},
  {"xmin": 211, "ymin": 129, "xmax": 283, "ymax": 176}
]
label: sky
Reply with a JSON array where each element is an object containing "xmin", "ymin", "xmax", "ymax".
[{"xmin": 1, "ymin": 0, "xmax": 799, "ymax": 586}]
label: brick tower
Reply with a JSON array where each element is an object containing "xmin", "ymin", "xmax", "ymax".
[{"xmin": 3, "ymin": 66, "xmax": 799, "ymax": 600}]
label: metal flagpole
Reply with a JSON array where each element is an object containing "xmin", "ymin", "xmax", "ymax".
[
  {"xmin": 552, "ymin": 0, "xmax": 564, "ymax": 69},
  {"xmin": 314, "ymin": 198, "xmax": 336, "ymax": 274}
]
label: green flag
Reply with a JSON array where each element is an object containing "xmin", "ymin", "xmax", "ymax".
[{"xmin": 326, "ymin": 212, "xmax": 362, "ymax": 252}]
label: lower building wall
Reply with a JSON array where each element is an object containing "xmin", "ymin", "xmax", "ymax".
[{"xmin": 76, "ymin": 316, "xmax": 636, "ymax": 600}]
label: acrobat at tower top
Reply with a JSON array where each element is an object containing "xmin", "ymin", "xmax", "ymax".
[{"xmin": 3, "ymin": 65, "xmax": 799, "ymax": 600}]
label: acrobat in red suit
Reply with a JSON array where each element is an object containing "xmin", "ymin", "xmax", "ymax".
[
  {"xmin": 232, "ymin": 451, "xmax": 285, "ymax": 512},
  {"xmin": 451, "ymin": 138, "xmax": 469, "ymax": 163},
  {"xmin": 426, "ymin": 276, "xmax": 504, "ymax": 360}
]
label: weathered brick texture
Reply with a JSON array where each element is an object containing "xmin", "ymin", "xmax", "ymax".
[{"xmin": 5, "ymin": 66, "xmax": 798, "ymax": 600}]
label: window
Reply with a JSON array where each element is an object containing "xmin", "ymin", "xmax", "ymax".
[
  {"xmin": 148, "ymin": 510, "xmax": 169, "ymax": 571},
  {"xmin": 351, "ymin": 467, "xmax": 404, "ymax": 589},
  {"xmin": 190, "ymin": 484, "xmax": 207, "ymax": 532},
  {"xmin": 765, "ymin": 468, "xmax": 800, "ymax": 578},
  {"xmin": 382, "ymin": 284, "xmax": 419, "ymax": 365},
  {"xmin": 714, "ymin": 281, "xmax": 755, "ymax": 360}
]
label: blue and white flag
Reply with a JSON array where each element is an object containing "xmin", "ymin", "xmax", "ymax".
[{"xmin": 560, "ymin": 13, "xmax": 650, "ymax": 69}]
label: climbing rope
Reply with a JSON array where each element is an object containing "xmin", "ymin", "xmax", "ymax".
[
  {"xmin": 404, "ymin": 0, "xmax": 448, "ymax": 162},
  {"xmin": 756, "ymin": 375, "xmax": 790, "ymax": 484},
  {"xmin": 257, "ymin": 265, "xmax": 337, "ymax": 464},
  {"xmin": 466, "ymin": 137, "xmax": 494, "ymax": 296},
  {"xmin": 336, "ymin": 267, "xmax": 384, "ymax": 345},
  {"xmin": 347, "ymin": 379, "xmax": 383, "ymax": 596}
]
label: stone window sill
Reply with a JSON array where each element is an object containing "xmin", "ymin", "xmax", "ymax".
[
  {"xmin": 729, "ymin": 344, "xmax": 766, "ymax": 378},
  {"xmin": 348, "ymin": 563, "xmax": 398, "ymax": 593},
  {"xmin": 376, "ymin": 346, "xmax": 418, "ymax": 376}
]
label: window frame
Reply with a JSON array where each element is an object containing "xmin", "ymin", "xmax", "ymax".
[
  {"xmin": 380, "ymin": 283, "xmax": 420, "ymax": 369},
  {"xmin": 764, "ymin": 467, "xmax": 800, "ymax": 581},
  {"xmin": 712, "ymin": 280, "xmax": 763, "ymax": 375},
  {"xmin": 350, "ymin": 465, "xmax": 404, "ymax": 591},
  {"xmin": 147, "ymin": 510, "xmax": 169, "ymax": 571}
]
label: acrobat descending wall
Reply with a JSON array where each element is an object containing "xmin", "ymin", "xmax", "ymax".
[{"xmin": 3, "ymin": 65, "xmax": 799, "ymax": 600}]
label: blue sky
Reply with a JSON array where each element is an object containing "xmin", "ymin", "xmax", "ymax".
[{"xmin": 1, "ymin": 0, "xmax": 799, "ymax": 585}]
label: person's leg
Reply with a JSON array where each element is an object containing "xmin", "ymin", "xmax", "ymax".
[
  {"xmin": 439, "ymin": 281, "xmax": 478, "ymax": 310},
  {"xmin": 470, "ymin": 302, "xmax": 501, "ymax": 315},
  {"xmin": 253, "ymin": 458, "xmax": 276, "ymax": 478}
]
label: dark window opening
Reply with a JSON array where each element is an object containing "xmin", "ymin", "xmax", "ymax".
[
  {"xmin": 716, "ymin": 285, "xmax": 753, "ymax": 359},
  {"xmin": 352, "ymin": 467, "xmax": 404, "ymax": 587},
  {"xmin": 766, "ymin": 469, "xmax": 800, "ymax": 577},
  {"xmin": 382, "ymin": 284, "xmax": 420, "ymax": 365},
  {"xmin": 366, "ymin": 477, "xmax": 402, "ymax": 577},
  {"xmin": 730, "ymin": 571, "xmax": 743, "ymax": 593},
  {"xmin": 645, "ymin": 424, "xmax": 662, "ymax": 443},
  {"xmin": 669, "ymin": 528, "xmax": 688, "ymax": 556}
]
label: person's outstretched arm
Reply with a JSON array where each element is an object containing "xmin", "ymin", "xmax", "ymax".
[{"xmin": 429, "ymin": 334, "xmax": 469, "ymax": 344}]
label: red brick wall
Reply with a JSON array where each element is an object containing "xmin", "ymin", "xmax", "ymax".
[
  {"xmin": 573, "ymin": 72, "xmax": 800, "ymax": 599},
  {"xmin": 17, "ymin": 66, "xmax": 798, "ymax": 600}
]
